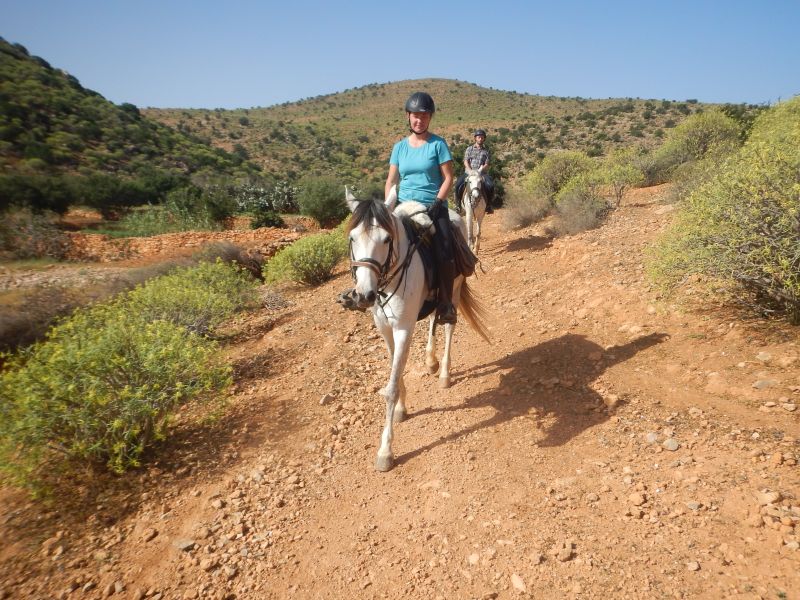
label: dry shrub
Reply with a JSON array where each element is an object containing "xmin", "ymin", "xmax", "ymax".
[
  {"xmin": 550, "ymin": 175, "xmax": 609, "ymax": 236},
  {"xmin": 0, "ymin": 287, "xmax": 84, "ymax": 352},
  {"xmin": 0, "ymin": 208, "xmax": 67, "ymax": 260},
  {"xmin": 501, "ymin": 189, "xmax": 551, "ymax": 231},
  {"xmin": 194, "ymin": 241, "xmax": 264, "ymax": 281}
]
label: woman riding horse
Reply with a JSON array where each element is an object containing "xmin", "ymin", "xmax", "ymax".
[
  {"xmin": 339, "ymin": 92, "xmax": 459, "ymax": 325},
  {"xmin": 386, "ymin": 92, "xmax": 457, "ymax": 324}
]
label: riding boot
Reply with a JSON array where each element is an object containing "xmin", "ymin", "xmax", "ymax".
[
  {"xmin": 435, "ymin": 259, "xmax": 458, "ymax": 325},
  {"xmin": 429, "ymin": 200, "xmax": 458, "ymax": 325}
]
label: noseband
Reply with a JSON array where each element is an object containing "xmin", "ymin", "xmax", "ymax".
[
  {"xmin": 349, "ymin": 235, "xmax": 395, "ymax": 288},
  {"xmin": 348, "ymin": 213, "xmax": 426, "ymax": 309}
]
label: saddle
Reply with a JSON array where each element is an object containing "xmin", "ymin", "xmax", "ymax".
[{"xmin": 401, "ymin": 216, "xmax": 477, "ymax": 321}]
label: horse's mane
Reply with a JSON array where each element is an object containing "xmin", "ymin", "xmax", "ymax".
[{"xmin": 346, "ymin": 198, "xmax": 394, "ymax": 236}]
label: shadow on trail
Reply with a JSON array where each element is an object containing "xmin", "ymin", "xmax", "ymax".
[
  {"xmin": 396, "ymin": 332, "xmax": 668, "ymax": 466},
  {"xmin": 504, "ymin": 235, "xmax": 553, "ymax": 253}
]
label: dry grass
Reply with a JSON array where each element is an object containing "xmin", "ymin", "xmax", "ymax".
[{"xmin": 0, "ymin": 242, "xmax": 265, "ymax": 353}]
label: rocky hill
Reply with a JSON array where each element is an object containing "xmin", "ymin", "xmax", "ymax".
[
  {"xmin": 145, "ymin": 78, "xmax": 761, "ymax": 184},
  {"xmin": 0, "ymin": 38, "xmax": 260, "ymax": 212}
]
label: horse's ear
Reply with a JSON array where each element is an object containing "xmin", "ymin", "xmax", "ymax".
[
  {"xmin": 345, "ymin": 186, "xmax": 358, "ymax": 212},
  {"xmin": 385, "ymin": 185, "xmax": 398, "ymax": 211}
]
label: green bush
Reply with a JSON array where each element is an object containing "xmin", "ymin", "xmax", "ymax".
[
  {"xmin": 599, "ymin": 148, "xmax": 646, "ymax": 206},
  {"xmin": 125, "ymin": 259, "xmax": 258, "ymax": 335},
  {"xmin": 111, "ymin": 185, "xmax": 232, "ymax": 237},
  {"xmin": 112, "ymin": 204, "xmax": 218, "ymax": 237},
  {"xmin": 647, "ymin": 109, "xmax": 742, "ymax": 184},
  {"xmin": 523, "ymin": 151, "xmax": 595, "ymax": 205},
  {"xmin": 0, "ymin": 308, "xmax": 230, "ymax": 484},
  {"xmin": 0, "ymin": 259, "xmax": 257, "ymax": 489},
  {"xmin": 197, "ymin": 184, "xmax": 238, "ymax": 223},
  {"xmin": 648, "ymin": 96, "xmax": 800, "ymax": 322},
  {"xmin": 250, "ymin": 207, "xmax": 285, "ymax": 229},
  {"xmin": 296, "ymin": 176, "xmax": 348, "ymax": 227},
  {"xmin": 264, "ymin": 231, "xmax": 347, "ymax": 285},
  {"xmin": 0, "ymin": 173, "xmax": 73, "ymax": 214}
]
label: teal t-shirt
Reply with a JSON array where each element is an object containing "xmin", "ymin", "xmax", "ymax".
[{"xmin": 389, "ymin": 134, "xmax": 453, "ymax": 206}]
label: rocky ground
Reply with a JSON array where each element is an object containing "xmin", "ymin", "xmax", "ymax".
[{"xmin": 1, "ymin": 184, "xmax": 799, "ymax": 599}]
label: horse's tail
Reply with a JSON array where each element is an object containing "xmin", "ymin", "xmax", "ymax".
[{"xmin": 459, "ymin": 279, "xmax": 491, "ymax": 343}]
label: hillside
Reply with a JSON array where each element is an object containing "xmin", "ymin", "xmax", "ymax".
[
  {"xmin": 1, "ymin": 185, "xmax": 798, "ymax": 598},
  {"xmin": 144, "ymin": 78, "xmax": 758, "ymax": 184},
  {"xmin": 0, "ymin": 38, "xmax": 259, "ymax": 212}
]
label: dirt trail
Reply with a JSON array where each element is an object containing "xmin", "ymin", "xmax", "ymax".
[{"xmin": 1, "ymin": 185, "xmax": 799, "ymax": 600}]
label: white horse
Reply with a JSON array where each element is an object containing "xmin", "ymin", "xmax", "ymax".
[
  {"xmin": 345, "ymin": 186, "xmax": 489, "ymax": 472},
  {"xmin": 460, "ymin": 169, "xmax": 487, "ymax": 254}
]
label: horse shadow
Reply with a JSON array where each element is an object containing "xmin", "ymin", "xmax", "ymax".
[{"xmin": 397, "ymin": 332, "xmax": 668, "ymax": 465}]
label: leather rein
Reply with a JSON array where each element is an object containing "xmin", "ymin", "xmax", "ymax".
[{"xmin": 349, "ymin": 213, "xmax": 428, "ymax": 309}]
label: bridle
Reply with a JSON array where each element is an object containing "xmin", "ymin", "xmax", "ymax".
[
  {"xmin": 348, "ymin": 211, "xmax": 428, "ymax": 309},
  {"xmin": 465, "ymin": 172, "xmax": 485, "ymax": 210},
  {"xmin": 349, "ymin": 234, "xmax": 396, "ymax": 290}
]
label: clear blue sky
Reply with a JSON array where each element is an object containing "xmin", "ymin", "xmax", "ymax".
[{"xmin": 3, "ymin": 0, "xmax": 798, "ymax": 109}]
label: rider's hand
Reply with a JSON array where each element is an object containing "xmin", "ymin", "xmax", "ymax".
[{"xmin": 428, "ymin": 199, "xmax": 445, "ymax": 220}]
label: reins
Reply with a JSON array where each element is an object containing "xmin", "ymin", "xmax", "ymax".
[{"xmin": 349, "ymin": 209, "xmax": 431, "ymax": 311}]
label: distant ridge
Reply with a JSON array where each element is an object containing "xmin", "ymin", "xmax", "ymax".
[{"xmin": 144, "ymin": 78, "xmax": 740, "ymax": 183}]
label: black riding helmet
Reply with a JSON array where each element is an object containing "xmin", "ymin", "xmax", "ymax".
[
  {"xmin": 405, "ymin": 92, "xmax": 435, "ymax": 114},
  {"xmin": 474, "ymin": 128, "xmax": 486, "ymax": 137}
]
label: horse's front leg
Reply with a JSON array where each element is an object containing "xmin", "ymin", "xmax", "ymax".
[
  {"xmin": 465, "ymin": 198, "xmax": 475, "ymax": 251},
  {"xmin": 375, "ymin": 317, "xmax": 407, "ymax": 423},
  {"xmin": 425, "ymin": 315, "xmax": 439, "ymax": 374},
  {"xmin": 439, "ymin": 322, "xmax": 455, "ymax": 389},
  {"xmin": 376, "ymin": 327, "xmax": 413, "ymax": 472},
  {"xmin": 475, "ymin": 209, "xmax": 483, "ymax": 253}
]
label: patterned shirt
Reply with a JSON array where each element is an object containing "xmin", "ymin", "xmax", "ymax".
[{"xmin": 464, "ymin": 144, "xmax": 490, "ymax": 170}]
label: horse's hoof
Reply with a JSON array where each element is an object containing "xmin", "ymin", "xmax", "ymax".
[
  {"xmin": 426, "ymin": 360, "xmax": 439, "ymax": 375},
  {"xmin": 375, "ymin": 454, "xmax": 395, "ymax": 472},
  {"xmin": 438, "ymin": 376, "xmax": 451, "ymax": 389},
  {"xmin": 393, "ymin": 407, "xmax": 407, "ymax": 423}
]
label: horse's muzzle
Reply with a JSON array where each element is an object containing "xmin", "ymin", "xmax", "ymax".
[
  {"xmin": 336, "ymin": 288, "xmax": 367, "ymax": 312},
  {"xmin": 355, "ymin": 289, "xmax": 377, "ymax": 308}
]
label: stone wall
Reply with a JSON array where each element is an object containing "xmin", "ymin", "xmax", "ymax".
[{"xmin": 62, "ymin": 227, "xmax": 303, "ymax": 262}]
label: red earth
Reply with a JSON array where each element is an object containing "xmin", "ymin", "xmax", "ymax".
[{"xmin": 1, "ymin": 185, "xmax": 798, "ymax": 599}]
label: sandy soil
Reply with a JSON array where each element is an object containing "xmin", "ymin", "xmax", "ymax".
[{"xmin": 1, "ymin": 184, "xmax": 798, "ymax": 600}]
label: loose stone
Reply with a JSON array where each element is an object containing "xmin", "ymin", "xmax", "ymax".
[{"xmin": 663, "ymin": 439, "xmax": 680, "ymax": 451}]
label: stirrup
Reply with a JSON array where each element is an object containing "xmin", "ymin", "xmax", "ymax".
[{"xmin": 336, "ymin": 288, "xmax": 365, "ymax": 312}]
